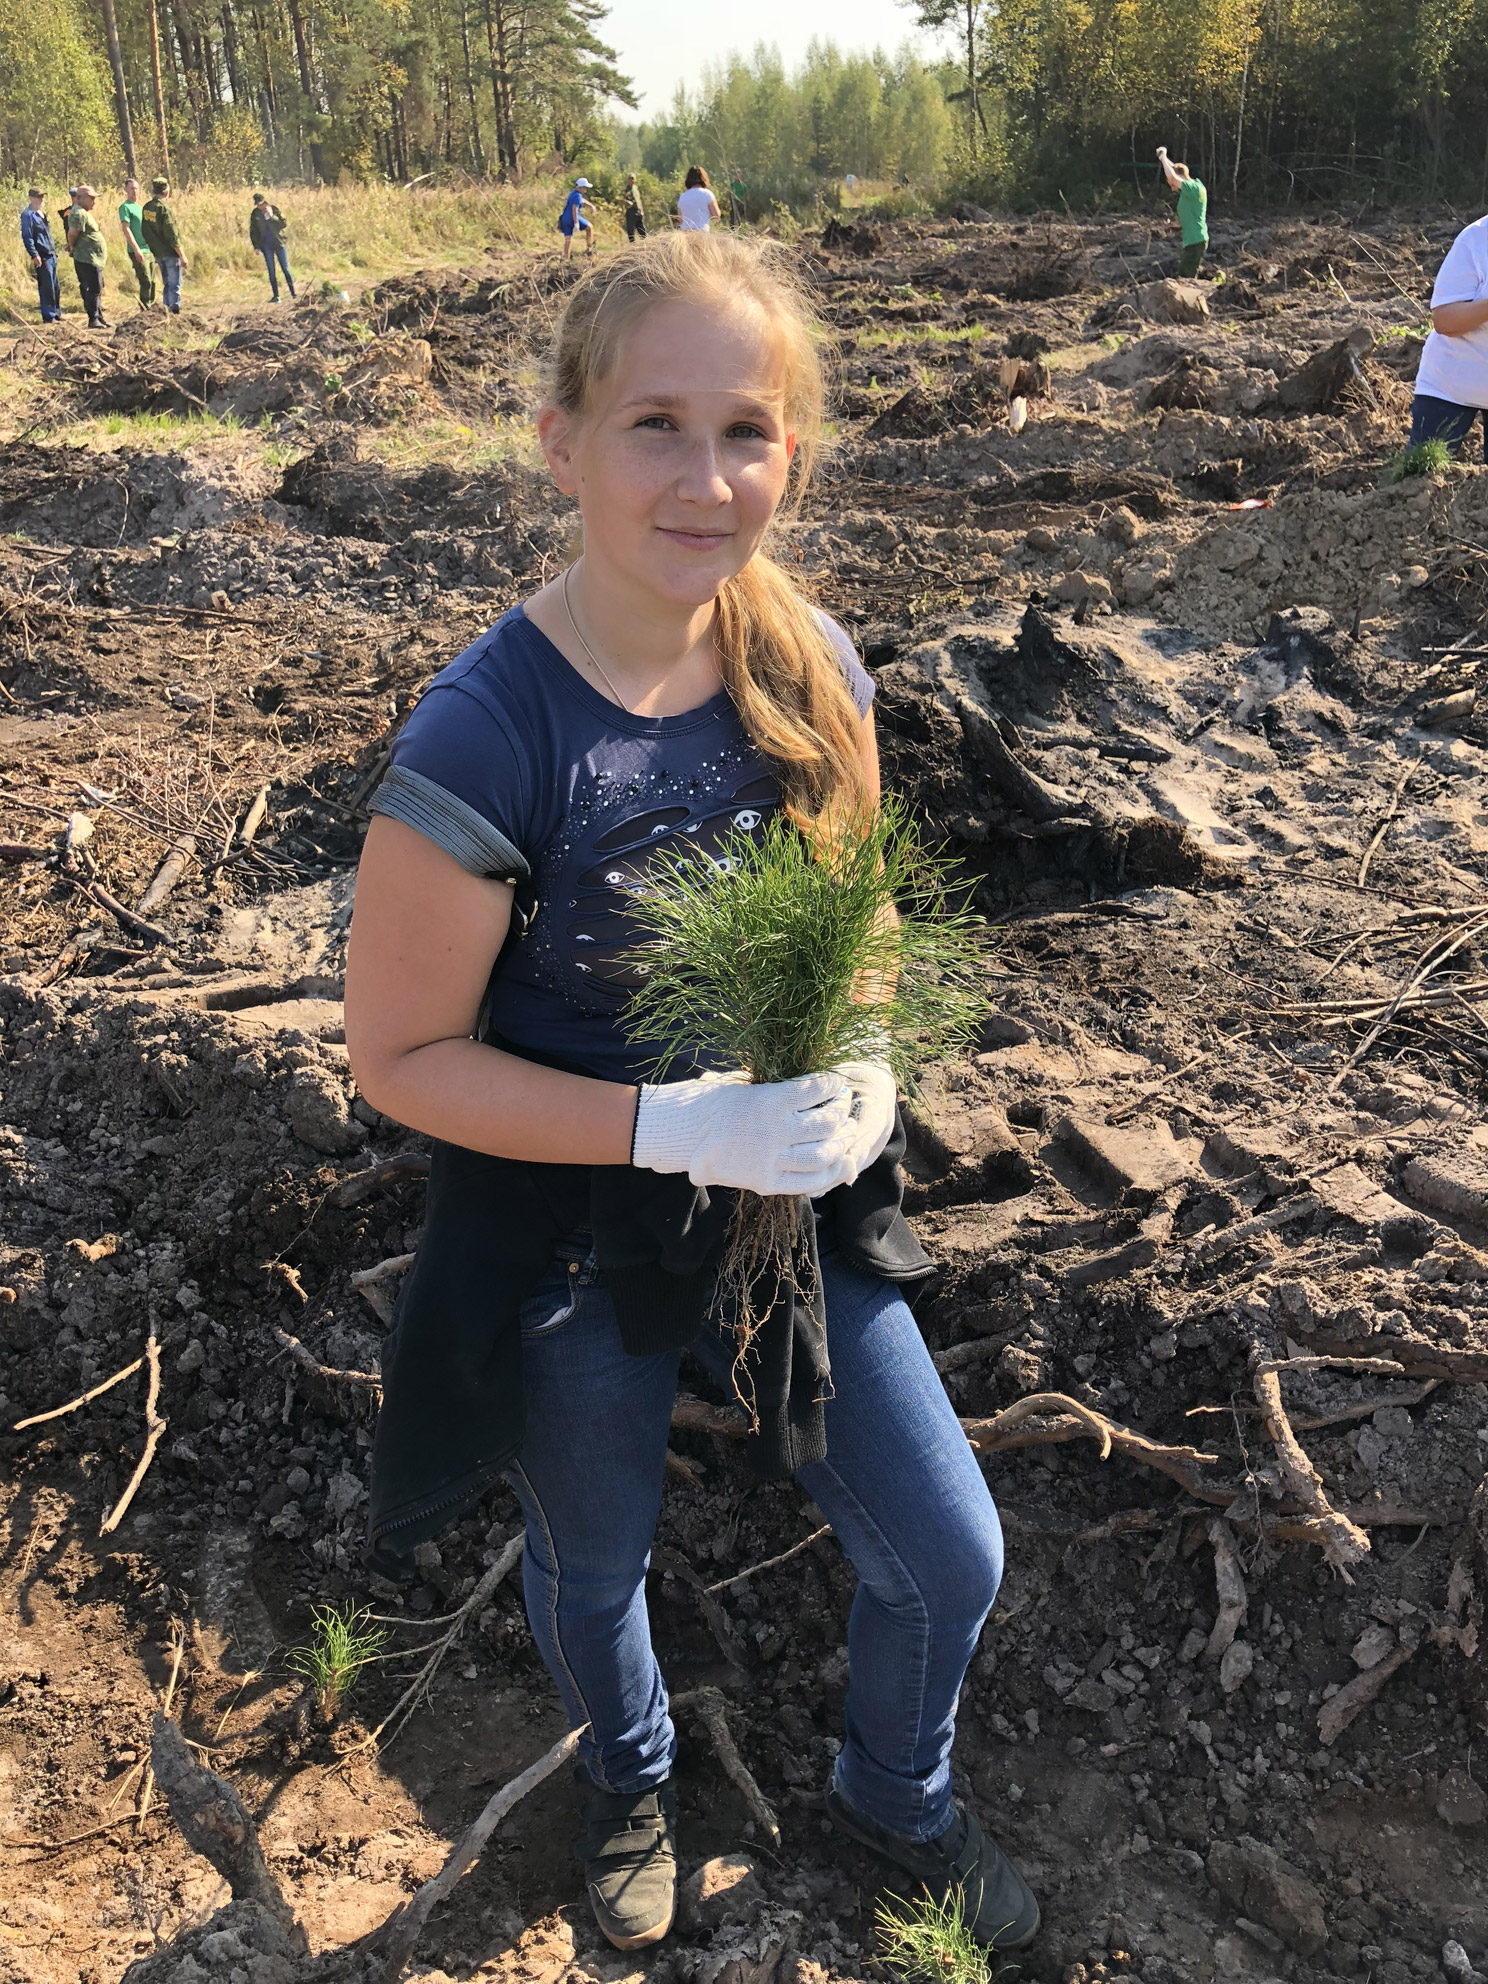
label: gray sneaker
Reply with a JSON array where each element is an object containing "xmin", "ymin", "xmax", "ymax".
[
  {"xmin": 824, "ymin": 1778, "xmax": 1040, "ymax": 1951},
  {"xmin": 573, "ymin": 1775, "xmax": 678, "ymax": 1950}
]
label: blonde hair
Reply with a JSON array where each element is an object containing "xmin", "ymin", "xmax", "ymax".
[{"xmin": 543, "ymin": 232, "xmax": 867, "ymax": 824}]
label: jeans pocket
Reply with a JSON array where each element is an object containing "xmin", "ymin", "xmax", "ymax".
[{"xmin": 519, "ymin": 1260, "xmax": 590, "ymax": 1339}]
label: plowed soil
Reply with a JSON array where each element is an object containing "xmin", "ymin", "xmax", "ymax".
[{"xmin": 2, "ymin": 208, "xmax": 1487, "ymax": 1984}]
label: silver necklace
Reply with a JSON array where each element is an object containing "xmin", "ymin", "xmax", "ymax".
[{"xmin": 562, "ymin": 565, "xmax": 631, "ymax": 713}]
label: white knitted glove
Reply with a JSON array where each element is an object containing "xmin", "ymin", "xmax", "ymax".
[
  {"xmin": 833, "ymin": 1059, "xmax": 898, "ymax": 1183},
  {"xmin": 632, "ymin": 1069, "xmax": 858, "ymax": 1197}
]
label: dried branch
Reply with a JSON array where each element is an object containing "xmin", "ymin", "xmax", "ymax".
[
  {"xmin": 705, "ymin": 1525, "xmax": 833, "ymax": 1594},
  {"xmin": 331, "ymin": 1154, "xmax": 431, "ymax": 1208},
  {"xmin": 337, "ymin": 1536, "xmax": 523, "ymax": 1762},
  {"xmin": 370, "ymin": 1724, "xmax": 584, "ymax": 1982},
  {"xmin": 137, "ymin": 833, "xmax": 197, "ymax": 915},
  {"xmin": 137, "ymin": 1620, "xmax": 187, "ymax": 1827},
  {"xmin": 100, "ymin": 1327, "xmax": 166, "ymax": 1536},
  {"xmin": 1252, "ymin": 1361, "xmax": 1370, "ymax": 1576},
  {"xmin": 350, "ymin": 1253, "xmax": 417, "ymax": 1289},
  {"xmin": 13, "ymin": 1352, "xmax": 143, "ymax": 1429},
  {"xmin": 273, "ymin": 1326, "xmax": 381, "ymax": 1393},
  {"xmin": 1317, "ymin": 1635, "xmax": 1418, "ymax": 1743},
  {"xmin": 1204, "ymin": 1517, "xmax": 1247, "ymax": 1660},
  {"xmin": 672, "ymin": 1687, "xmax": 781, "ymax": 1847},
  {"xmin": 1357, "ymin": 764, "xmax": 1414, "ymax": 886}
]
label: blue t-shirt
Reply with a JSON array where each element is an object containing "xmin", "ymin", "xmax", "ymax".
[
  {"xmin": 559, "ymin": 189, "xmax": 587, "ymax": 232},
  {"xmin": 368, "ymin": 603, "xmax": 874, "ymax": 1084}
]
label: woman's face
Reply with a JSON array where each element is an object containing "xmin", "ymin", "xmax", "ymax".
[{"xmin": 538, "ymin": 299, "xmax": 797, "ymax": 609}]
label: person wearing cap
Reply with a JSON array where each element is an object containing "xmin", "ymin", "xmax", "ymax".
[
  {"xmin": 118, "ymin": 176, "xmax": 155, "ymax": 308},
  {"xmin": 66, "ymin": 186, "xmax": 109, "ymax": 328},
  {"xmin": 140, "ymin": 178, "xmax": 188, "ymax": 312},
  {"xmin": 557, "ymin": 178, "xmax": 595, "ymax": 260},
  {"xmin": 249, "ymin": 192, "xmax": 296, "ymax": 302},
  {"xmin": 20, "ymin": 188, "xmax": 61, "ymax": 324}
]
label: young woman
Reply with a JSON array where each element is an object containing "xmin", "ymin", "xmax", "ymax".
[
  {"xmin": 1410, "ymin": 212, "xmax": 1488, "ymax": 459},
  {"xmin": 676, "ymin": 165, "xmax": 720, "ymax": 233},
  {"xmin": 345, "ymin": 234, "xmax": 1037, "ymax": 1959}
]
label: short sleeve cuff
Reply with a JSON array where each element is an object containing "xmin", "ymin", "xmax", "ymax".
[{"xmin": 368, "ymin": 763, "xmax": 530, "ymax": 882}]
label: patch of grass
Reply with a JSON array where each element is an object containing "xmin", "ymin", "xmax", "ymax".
[
  {"xmin": 359, "ymin": 412, "xmax": 539, "ymax": 473},
  {"xmin": 1380, "ymin": 322, "xmax": 1432, "ymax": 342},
  {"xmin": 286, "ymin": 1602, "xmax": 387, "ymax": 1723},
  {"xmin": 1382, "ymin": 436, "xmax": 1452, "ymax": 484},
  {"xmin": 876, "ymin": 1888, "xmax": 993, "ymax": 1984},
  {"xmin": 65, "ymin": 408, "xmax": 253, "ymax": 453}
]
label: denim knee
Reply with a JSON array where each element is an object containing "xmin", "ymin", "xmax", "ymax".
[{"xmin": 934, "ymin": 1503, "xmax": 1004, "ymax": 1627}]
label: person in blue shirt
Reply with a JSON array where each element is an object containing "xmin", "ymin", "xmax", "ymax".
[
  {"xmin": 558, "ymin": 177, "xmax": 595, "ymax": 261},
  {"xmin": 20, "ymin": 189, "xmax": 61, "ymax": 324}
]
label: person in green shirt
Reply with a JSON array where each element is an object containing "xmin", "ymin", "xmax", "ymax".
[
  {"xmin": 140, "ymin": 179, "xmax": 187, "ymax": 313},
  {"xmin": 1158, "ymin": 146, "xmax": 1208, "ymax": 277},
  {"xmin": 118, "ymin": 176, "xmax": 155, "ymax": 307},
  {"xmin": 65, "ymin": 185, "xmax": 109, "ymax": 329}
]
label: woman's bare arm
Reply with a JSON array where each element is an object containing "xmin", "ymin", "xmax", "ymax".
[
  {"xmin": 345, "ymin": 816, "xmax": 638, "ymax": 1163},
  {"xmin": 1432, "ymin": 297, "xmax": 1488, "ymax": 337}
]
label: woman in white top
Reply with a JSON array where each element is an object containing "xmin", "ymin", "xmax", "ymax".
[
  {"xmin": 1410, "ymin": 213, "xmax": 1488, "ymax": 458},
  {"xmin": 676, "ymin": 166, "xmax": 721, "ymax": 233}
]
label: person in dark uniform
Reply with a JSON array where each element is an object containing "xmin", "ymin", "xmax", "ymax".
[
  {"xmin": 20, "ymin": 189, "xmax": 61, "ymax": 323},
  {"xmin": 623, "ymin": 175, "xmax": 646, "ymax": 243}
]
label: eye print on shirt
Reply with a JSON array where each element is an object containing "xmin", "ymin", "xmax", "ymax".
[{"xmin": 565, "ymin": 777, "xmax": 778, "ymax": 993}]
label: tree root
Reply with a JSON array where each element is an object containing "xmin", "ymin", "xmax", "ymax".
[
  {"xmin": 100, "ymin": 1326, "xmax": 166, "ymax": 1537},
  {"xmin": 1204, "ymin": 1517, "xmax": 1247, "ymax": 1660},
  {"xmin": 672, "ymin": 1686, "xmax": 781, "ymax": 1847},
  {"xmin": 1252, "ymin": 1360, "xmax": 1371, "ymax": 1577}
]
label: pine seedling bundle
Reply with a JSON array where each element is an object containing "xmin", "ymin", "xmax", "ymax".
[{"xmin": 622, "ymin": 796, "xmax": 988, "ymax": 1381}]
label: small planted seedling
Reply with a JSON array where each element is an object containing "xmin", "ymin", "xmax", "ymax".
[
  {"xmin": 1382, "ymin": 436, "xmax": 1452, "ymax": 484},
  {"xmin": 621, "ymin": 794, "xmax": 988, "ymax": 1390},
  {"xmin": 286, "ymin": 1602, "xmax": 387, "ymax": 1725},
  {"xmin": 875, "ymin": 1886, "xmax": 994, "ymax": 1984}
]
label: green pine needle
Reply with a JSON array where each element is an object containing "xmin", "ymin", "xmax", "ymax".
[
  {"xmin": 619, "ymin": 795, "xmax": 988, "ymax": 1089},
  {"xmin": 286, "ymin": 1602, "xmax": 387, "ymax": 1723},
  {"xmin": 875, "ymin": 1887, "xmax": 995, "ymax": 1984},
  {"xmin": 1382, "ymin": 436, "xmax": 1451, "ymax": 484}
]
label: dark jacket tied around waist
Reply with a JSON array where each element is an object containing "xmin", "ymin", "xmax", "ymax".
[{"xmin": 367, "ymin": 1110, "xmax": 932, "ymax": 1578}]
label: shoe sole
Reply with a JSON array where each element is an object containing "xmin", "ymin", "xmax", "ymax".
[
  {"xmin": 824, "ymin": 1791, "xmax": 1040, "ymax": 1951},
  {"xmin": 588, "ymin": 1888, "xmax": 675, "ymax": 1951}
]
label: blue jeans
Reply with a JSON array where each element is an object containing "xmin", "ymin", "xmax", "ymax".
[
  {"xmin": 158, "ymin": 255, "xmax": 182, "ymax": 311},
  {"xmin": 1409, "ymin": 392, "xmax": 1487, "ymax": 459},
  {"xmin": 262, "ymin": 243, "xmax": 295, "ymax": 299},
  {"xmin": 33, "ymin": 255, "xmax": 60, "ymax": 322},
  {"xmin": 510, "ymin": 1237, "xmax": 1003, "ymax": 1843}
]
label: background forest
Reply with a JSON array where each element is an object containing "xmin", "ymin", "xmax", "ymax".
[{"xmin": 4, "ymin": 0, "xmax": 1488, "ymax": 211}]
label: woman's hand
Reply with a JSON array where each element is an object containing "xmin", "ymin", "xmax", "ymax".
[
  {"xmin": 834, "ymin": 1060, "xmax": 898, "ymax": 1179},
  {"xmin": 633, "ymin": 1070, "xmax": 859, "ymax": 1196}
]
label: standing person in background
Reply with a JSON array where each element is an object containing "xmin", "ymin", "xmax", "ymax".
[
  {"xmin": 20, "ymin": 189, "xmax": 61, "ymax": 324},
  {"xmin": 118, "ymin": 177, "xmax": 155, "ymax": 308},
  {"xmin": 66, "ymin": 187, "xmax": 109, "ymax": 329},
  {"xmin": 141, "ymin": 179, "xmax": 187, "ymax": 312},
  {"xmin": 249, "ymin": 192, "xmax": 296, "ymax": 302},
  {"xmin": 676, "ymin": 166, "xmax": 719, "ymax": 232},
  {"xmin": 623, "ymin": 175, "xmax": 646, "ymax": 243},
  {"xmin": 558, "ymin": 178, "xmax": 596, "ymax": 261},
  {"xmin": 1157, "ymin": 147, "xmax": 1208, "ymax": 277},
  {"xmin": 1408, "ymin": 211, "xmax": 1488, "ymax": 459}
]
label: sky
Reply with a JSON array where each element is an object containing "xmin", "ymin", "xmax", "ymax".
[{"xmin": 600, "ymin": 0, "xmax": 936, "ymax": 116}]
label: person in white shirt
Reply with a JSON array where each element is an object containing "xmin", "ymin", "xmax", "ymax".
[
  {"xmin": 1411, "ymin": 214, "xmax": 1488, "ymax": 457},
  {"xmin": 676, "ymin": 166, "xmax": 720, "ymax": 233}
]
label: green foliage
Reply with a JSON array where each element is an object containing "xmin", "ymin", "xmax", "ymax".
[
  {"xmin": 619, "ymin": 798, "xmax": 987, "ymax": 1091},
  {"xmin": 637, "ymin": 44, "xmax": 953, "ymax": 213},
  {"xmin": 1383, "ymin": 436, "xmax": 1452, "ymax": 483},
  {"xmin": 286, "ymin": 1603, "xmax": 386, "ymax": 1722},
  {"xmin": 0, "ymin": 0, "xmax": 116, "ymax": 184},
  {"xmin": 876, "ymin": 1887, "xmax": 994, "ymax": 1984}
]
